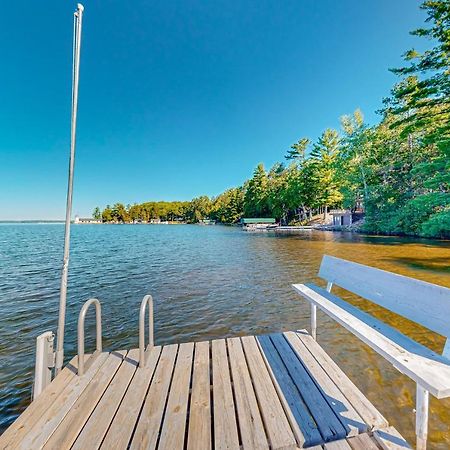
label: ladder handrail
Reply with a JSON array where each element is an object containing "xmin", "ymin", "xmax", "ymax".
[
  {"xmin": 77, "ymin": 298, "xmax": 102, "ymax": 376},
  {"xmin": 139, "ymin": 295, "xmax": 154, "ymax": 367}
]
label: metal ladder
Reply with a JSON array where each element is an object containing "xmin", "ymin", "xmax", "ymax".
[{"xmin": 33, "ymin": 294, "xmax": 154, "ymax": 397}]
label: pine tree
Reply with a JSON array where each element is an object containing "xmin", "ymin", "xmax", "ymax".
[
  {"xmin": 310, "ymin": 129, "xmax": 343, "ymax": 218},
  {"xmin": 340, "ymin": 109, "xmax": 370, "ymax": 208},
  {"xmin": 92, "ymin": 207, "xmax": 101, "ymax": 220},
  {"xmin": 388, "ymin": 0, "xmax": 450, "ymax": 149},
  {"xmin": 285, "ymin": 138, "xmax": 310, "ymax": 162},
  {"xmin": 244, "ymin": 164, "xmax": 269, "ymax": 217}
]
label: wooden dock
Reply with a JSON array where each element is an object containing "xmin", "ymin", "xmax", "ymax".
[
  {"xmin": 274, "ymin": 226, "xmax": 315, "ymax": 232},
  {"xmin": 0, "ymin": 330, "xmax": 410, "ymax": 449}
]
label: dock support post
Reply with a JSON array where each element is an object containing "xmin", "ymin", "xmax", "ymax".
[
  {"xmin": 416, "ymin": 384, "xmax": 429, "ymax": 450},
  {"xmin": 33, "ymin": 331, "xmax": 55, "ymax": 400},
  {"xmin": 139, "ymin": 295, "xmax": 154, "ymax": 367}
]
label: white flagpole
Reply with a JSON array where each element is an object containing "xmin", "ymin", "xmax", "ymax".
[{"xmin": 55, "ymin": 3, "xmax": 84, "ymax": 375}]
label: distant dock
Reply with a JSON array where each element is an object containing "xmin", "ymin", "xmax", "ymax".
[{"xmin": 274, "ymin": 225, "xmax": 314, "ymax": 232}]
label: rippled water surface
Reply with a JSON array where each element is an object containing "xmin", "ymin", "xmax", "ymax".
[{"xmin": 0, "ymin": 224, "xmax": 449, "ymax": 446}]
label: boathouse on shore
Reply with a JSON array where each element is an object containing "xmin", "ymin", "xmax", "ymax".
[
  {"xmin": 199, "ymin": 219, "xmax": 216, "ymax": 225},
  {"xmin": 330, "ymin": 209, "xmax": 352, "ymax": 226},
  {"xmin": 241, "ymin": 218, "xmax": 277, "ymax": 230}
]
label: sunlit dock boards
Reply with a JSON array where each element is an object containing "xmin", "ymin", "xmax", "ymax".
[{"xmin": 0, "ymin": 330, "xmax": 410, "ymax": 449}]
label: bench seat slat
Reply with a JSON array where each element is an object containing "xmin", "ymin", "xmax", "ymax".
[
  {"xmin": 318, "ymin": 255, "xmax": 450, "ymax": 338},
  {"xmin": 292, "ymin": 283, "xmax": 450, "ymax": 399}
]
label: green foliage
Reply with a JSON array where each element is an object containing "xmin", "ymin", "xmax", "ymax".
[
  {"xmin": 92, "ymin": 207, "xmax": 101, "ymax": 220},
  {"xmin": 388, "ymin": 0, "xmax": 450, "ymax": 150},
  {"xmin": 285, "ymin": 138, "xmax": 310, "ymax": 161},
  {"xmin": 373, "ymin": 0, "xmax": 450, "ymax": 238},
  {"xmin": 309, "ymin": 129, "xmax": 343, "ymax": 215},
  {"xmin": 243, "ymin": 163, "xmax": 269, "ymax": 217},
  {"xmin": 211, "ymin": 188, "xmax": 244, "ymax": 224},
  {"xmin": 421, "ymin": 207, "xmax": 450, "ymax": 238},
  {"xmin": 393, "ymin": 192, "xmax": 450, "ymax": 235},
  {"xmin": 185, "ymin": 196, "xmax": 213, "ymax": 223},
  {"xmin": 339, "ymin": 110, "xmax": 368, "ymax": 208},
  {"xmin": 101, "ymin": 201, "xmax": 190, "ymax": 223},
  {"xmin": 102, "ymin": 205, "xmax": 113, "ymax": 222}
]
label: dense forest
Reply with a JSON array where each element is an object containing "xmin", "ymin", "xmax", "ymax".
[{"xmin": 97, "ymin": 1, "xmax": 449, "ymax": 238}]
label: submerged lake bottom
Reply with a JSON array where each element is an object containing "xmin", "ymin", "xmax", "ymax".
[{"xmin": 0, "ymin": 223, "xmax": 449, "ymax": 446}]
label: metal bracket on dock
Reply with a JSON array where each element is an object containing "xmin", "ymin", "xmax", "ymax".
[
  {"xmin": 77, "ymin": 298, "xmax": 102, "ymax": 376},
  {"xmin": 139, "ymin": 294, "xmax": 154, "ymax": 367},
  {"xmin": 33, "ymin": 331, "xmax": 55, "ymax": 400}
]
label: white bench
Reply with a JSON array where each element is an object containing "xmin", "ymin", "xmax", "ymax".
[{"xmin": 293, "ymin": 255, "xmax": 450, "ymax": 450}]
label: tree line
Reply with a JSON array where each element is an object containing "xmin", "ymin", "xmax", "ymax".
[{"xmin": 95, "ymin": 1, "xmax": 449, "ymax": 238}]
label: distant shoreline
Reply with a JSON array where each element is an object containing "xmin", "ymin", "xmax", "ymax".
[{"xmin": 1, "ymin": 221, "xmax": 448, "ymax": 242}]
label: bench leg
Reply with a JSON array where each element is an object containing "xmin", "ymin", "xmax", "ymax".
[
  {"xmin": 311, "ymin": 304, "xmax": 317, "ymax": 340},
  {"xmin": 310, "ymin": 282, "xmax": 333, "ymax": 341},
  {"xmin": 416, "ymin": 384, "xmax": 429, "ymax": 450}
]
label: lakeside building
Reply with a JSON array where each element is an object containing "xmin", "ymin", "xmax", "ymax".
[
  {"xmin": 199, "ymin": 219, "xmax": 216, "ymax": 225},
  {"xmin": 241, "ymin": 217, "xmax": 277, "ymax": 230},
  {"xmin": 74, "ymin": 215, "xmax": 102, "ymax": 224},
  {"xmin": 330, "ymin": 209, "xmax": 353, "ymax": 226},
  {"xmin": 330, "ymin": 206, "xmax": 365, "ymax": 227}
]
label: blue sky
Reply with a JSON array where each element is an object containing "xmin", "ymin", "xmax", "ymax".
[{"xmin": 0, "ymin": 0, "xmax": 426, "ymax": 220}]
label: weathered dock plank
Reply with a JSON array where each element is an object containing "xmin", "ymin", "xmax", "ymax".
[
  {"xmin": 324, "ymin": 439, "xmax": 353, "ymax": 449},
  {"xmin": 269, "ymin": 332, "xmax": 346, "ymax": 442},
  {"xmin": 212, "ymin": 339, "xmax": 240, "ymax": 450},
  {"xmin": 19, "ymin": 352, "xmax": 109, "ymax": 449},
  {"xmin": 43, "ymin": 350, "xmax": 126, "ymax": 449},
  {"xmin": 347, "ymin": 432, "xmax": 381, "ymax": 449},
  {"xmin": 307, "ymin": 431, "xmax": 410, "ymax": 450},
  {"xmin": 284, "ymin": 331, "xmax": 367, "ymax": 436},
  {"xmin": 158, "ymin": 342, "xmax": 194, "ymax": 450},
  {"xmin": 72, "ymin": 348, "xmax": 139, "ymax": 450},
  {"xmin": 187, "ymin": 341, "xmax": 212, "ymax": 450},
  {"xmin": 373, "ymin": 426, "xmax": 412, "ymax": 449},
  {"xmin": 294, "ymin": 330, "xmax": 388, "ymax": 430},
  {"xmin": 227, "ymin": 337, "xmax": 268, "ymax": 450},
  {"xmin": 129, "ymin": 344, "xmax": 178, "ymax": 449},
  {"xmin": 99, "ymin": 345, "xmax": 162, "ymax": 450},
  {"xmin": 0, "ymin": 355, "xmax": 81, "ymax": 449},
  {"xmin": 241, "ymin": 335, "xmax": 297, "ymax": 450},
  {"xmin": 257, "ymin": 334, "xmax": 322, "ymax": 447},
  {"xmin": 0, "ymin": 331, "xmax": 411, "ymax": 450}
]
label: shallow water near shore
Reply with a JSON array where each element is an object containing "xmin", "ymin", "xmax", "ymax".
[{"xmin": 0, "ymin": 223, "xmax": 449, "ymax": 446}]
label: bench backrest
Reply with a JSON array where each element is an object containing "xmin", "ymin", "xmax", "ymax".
[{"xmin": 318, "ymin": 255, "xmax": 450, "ymax": 339}]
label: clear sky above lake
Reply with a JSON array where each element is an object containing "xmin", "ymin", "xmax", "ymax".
[{"xmin": 1, "ymin": 0, "xmax": 426, "ymax": 220}]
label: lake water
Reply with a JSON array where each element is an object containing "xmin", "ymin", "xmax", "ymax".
[{"xmin": 0, "ymin": 223, "xmax": 449, "ymax": 446}]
